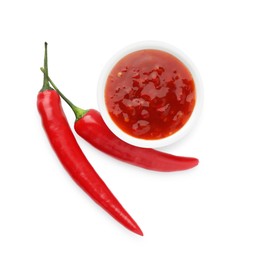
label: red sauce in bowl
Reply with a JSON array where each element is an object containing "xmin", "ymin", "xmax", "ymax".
[{"xmin": 105, "ymin": 49, "xmax": 196, "ymax": 140}]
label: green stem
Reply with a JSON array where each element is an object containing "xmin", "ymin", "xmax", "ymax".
[
  {"xmin": 41, "ymin": 42, "xmax": 52, "ymax": 91},
  {"xmin": 40, "ymin": 67, "xmax": 88, "ymax": 121}
]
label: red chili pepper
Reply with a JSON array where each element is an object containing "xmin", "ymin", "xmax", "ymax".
[
  {"xmin": 38, "ymin": 43, "xmax": 142, "ymax": 236},
  {"xmin": 75, "ymin": 109, "xmax": 199, "ymax": 171},
  {"xmin": 41, "ymin": 73, "xmax": 199, "ymax": 172}
]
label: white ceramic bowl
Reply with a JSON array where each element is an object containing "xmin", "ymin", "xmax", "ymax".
[{"xmin": 97, "ymin": 41, "xmax": 203, "ymax": 148}]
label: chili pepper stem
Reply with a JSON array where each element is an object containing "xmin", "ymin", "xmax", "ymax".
[
  {"xmin": 40, "ymin": 67, "xmax": 88, "ymax": 121},
  {"xmin": 40, "ymin": 43, "xmax": 52, "ymax": 92}
]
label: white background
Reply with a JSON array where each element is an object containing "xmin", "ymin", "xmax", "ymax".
[{"xmin": 0, "ymin": 0, "xmax": 260, "ymax": 259}]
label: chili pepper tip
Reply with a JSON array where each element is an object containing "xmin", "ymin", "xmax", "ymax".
[{"xmin": 137, "ymin": 229, "xmax": 144, "ymax": 236}]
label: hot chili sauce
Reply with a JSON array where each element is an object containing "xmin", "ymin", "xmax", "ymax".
[{"xmin": 105, "ymin": 49, "xmax": 196, "ymax": 140}]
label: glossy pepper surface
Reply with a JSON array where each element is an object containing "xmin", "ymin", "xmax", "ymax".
[
  {"xmin": 37, "ymin": 43, "xmax": 143, "ymax": 236},
  {"xmin": 75, "ymin": 109, "xmax": 198, "ymax": 171}
]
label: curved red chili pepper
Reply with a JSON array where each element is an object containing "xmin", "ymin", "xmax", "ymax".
[
  {"xmin": 38, "ymin": 43, "xmax": 142, "ymax": 236},
  {"xmin": 75, "ymin": 109, "xmax": 198, "ymax": 172},
  {"xmin": 41, "ymin": 69, "xmax": 199, "ymax": 172}
]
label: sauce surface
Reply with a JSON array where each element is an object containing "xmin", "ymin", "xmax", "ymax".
[{"xmin": 105, "ymin": 49, "xmax": 196, "ymax": 140}]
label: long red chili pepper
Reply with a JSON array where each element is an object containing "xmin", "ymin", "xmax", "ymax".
[
  {"xmin": 37, "ymin": 43, "xmax": 143, "ymax": 236},
  {"xmin": 41, "ymin": 71, "xmax": 199, "ymax": 172}
]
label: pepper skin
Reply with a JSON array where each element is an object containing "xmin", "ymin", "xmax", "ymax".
[
  {"xmin": 75, "ymin": 109, "xmax": 199, "ymax": 172},
  {"xmin": 37, "ymin": 43, "xmax": 143, "ymax": 236}
]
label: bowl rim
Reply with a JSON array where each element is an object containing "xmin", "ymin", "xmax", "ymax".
[{"xmin": 97, "ymin": 40, "xmax": 203, "ymax": 148}]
